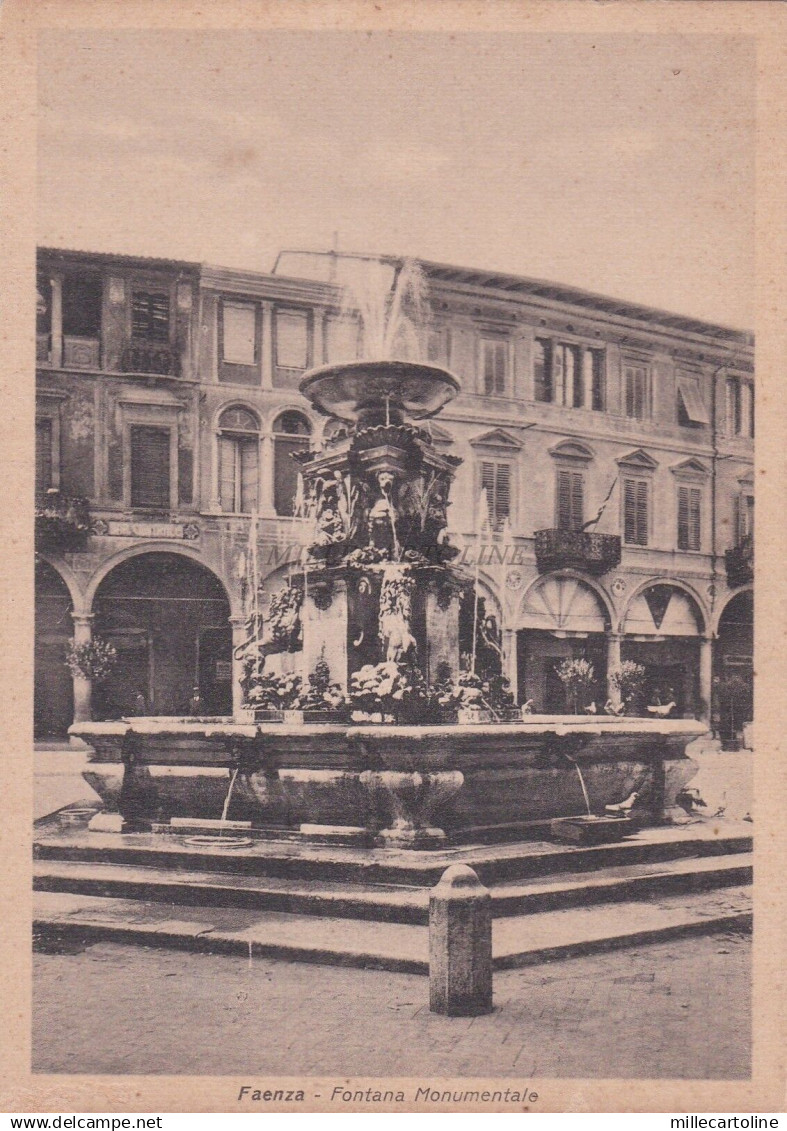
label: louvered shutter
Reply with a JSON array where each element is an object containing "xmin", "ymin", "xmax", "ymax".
[
  {"xmin": 130, "ymin": 426, "xmax": 170, "ymax": 508},
  {"xmin": 480, "ymin": 461, "xmax": 495, "ymax": 526},
  {"xmin": 558, "ymin": 469, "xmax": 583, "ymax": 531},
  {"xmin": 239, "ymin": 439, "xmax": 259, "ymax": 513},
  {"xmin": 132, "ymin": 291, "xmax": 170, "ymax": 342},
  {"xmin": 624, "ymin": 478, "xmax": 648, "ymax": 545},
  {"xmin": 219, "ymin": 436, "xmax": 236, "ymax": 512},
  {"xmin": 688, "ymin": 488, "xmax": 701, "ymax": 550},
  {"xmin": 495, "ymin": 463, "xmax": 511, "ymax": 526},
  {"xmin": 36, "ymin": 419, "xmax": 53, "ymax": 492},
  {"xmin": 636, "ymin": 480, "xmax": 648, "ymax": 545},
  {"xmin": 534, "ymin": 339, "xmax": 551, "ymax": 402}
]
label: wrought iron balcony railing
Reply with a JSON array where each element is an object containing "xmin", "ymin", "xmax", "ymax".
[
  {"xmin": 725, "ymin": 535, "xmax": 754, "ymax": 588},
  {"xmin": 534, "ymin": 528, "xmax": 622, "ymax": 575},
  {"xmin": 121, "ymin": 340, "xmax": 181, "ymax": 376},
  {"xmin": 35, "ymin": 491, "xmax": 91, "ymax": 553}
]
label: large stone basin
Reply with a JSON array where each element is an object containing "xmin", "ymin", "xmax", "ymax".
[{"xmin": 71, "ymin": 715, "xmax": 706, "ymax": 846}]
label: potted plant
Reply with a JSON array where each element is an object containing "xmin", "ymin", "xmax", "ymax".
[
  {"xmin": 431, "ymin": 671, "xmax": 493, "ymax": 724},
  {"xmin": 607, "ymin": 660, "xmax": 646, "ymax": 716},
  {"xmin": 247, "ymin": 671, "xmax": 302, "ymax": 721},
  {"xmin": 349, "ymin": 661, "xmax": 427, "ymax": 724},
  {"xmin": 554, "ymin": 658, "xmax": 596, "ymax": 715},
  {"xmin": 283, "ymin": 660, "xmax": 347, "ymax": 724}
]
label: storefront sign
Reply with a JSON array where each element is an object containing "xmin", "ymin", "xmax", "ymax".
[{"xmin": 107, "ymin": 520, "xmax": 186, "ymax": 539}]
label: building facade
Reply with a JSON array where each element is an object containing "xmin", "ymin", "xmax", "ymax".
[{"xmin": 34, "ymin": 247, "xmax": 754, "ymax": 741}]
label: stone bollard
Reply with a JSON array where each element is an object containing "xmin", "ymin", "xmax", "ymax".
[{"xmin": 429, "ymin": 864, "xmax": 493, "ymax": 1016}]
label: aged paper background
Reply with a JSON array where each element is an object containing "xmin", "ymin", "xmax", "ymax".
[{"xmin": 0, "ymin": 0, "xmax": 784, "ymax": 1114}]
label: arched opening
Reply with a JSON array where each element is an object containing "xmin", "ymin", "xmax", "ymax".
[
  {"xmin": 218, "ymin": 406, "xmax": 260, "ymax": 514},
  {"xmin": 714, "ymin": 589, "xmax": 753, "ymax": 745},
  {"xmin": 35, "ymin": 559, "xmax": 74, "ymax": 738},
  {"xmin": 273, "ymin": 411, "xmax": 311, "ymax": 516},
  {"xmin": 516, "ymin": 575, "xmax": 611, "ymax": 712},
  {"xmin": 622, "ymin": 583, "xmax": 705, "ymax": 718},
  {"xmin": 92, "ymin": 552, "xmax": 232, "ymax": 718}
]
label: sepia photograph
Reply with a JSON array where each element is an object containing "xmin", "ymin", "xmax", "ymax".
[{"xmin": 2, "ymin": 2, "xmax": 782, "ymax": 1115}]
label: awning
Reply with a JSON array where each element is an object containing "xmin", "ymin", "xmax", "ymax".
[{"xmin": 677, "ymin": 378, "xmax": 710, "ymax": 425}]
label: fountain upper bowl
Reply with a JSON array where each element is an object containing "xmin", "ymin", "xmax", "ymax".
[{"xmin": 299, "ymin": 359, "xmax": 461, "ymax": 423}]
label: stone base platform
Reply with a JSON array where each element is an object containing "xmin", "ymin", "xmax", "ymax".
[{"xmin": 34, "ymin": 811, "xmax": 752, "ymax": 972}]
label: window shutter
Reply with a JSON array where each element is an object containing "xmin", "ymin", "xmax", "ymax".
[
  {"xmin": 132, "ymin": 292, "xmax": 170, "ymax": 342},
  {"xmin": 36, "ymin": 419, "xmax": 53, "ymax": 492},
  {"xmin": 275, "ymin": 310, "xmax": 309, "ymax": 369},
  {"xmin": 218, "ymin": 436, "xmax": 236, "ymax": 512},
  {"xmin": 557, "ymin": 469, "xmax": 582, "ymax": 530},
  {"xmin": 239, "ymin": 439, "xmax": 259, "ymax": 513},
  {"xmin": 222, "ymin": 302, "xmax": 257, "ymax": 365},
  {"xmin": 553, "ymin": 346, "xmax": 565, "ymax": 405},
  {"xmin": 688, "ymin": 488, "xmax": 701, "ymax": 550},
  {"xmin": 534, "ymin": 339, "xmax": 552, "ymax": 402},
  {"xmin": 130, "ymin": 426, "xmax": 170, "ymax": 508},
  {"xmin": 591, "ymin": 350, "xmax": 605, "ymax": 411},
  {"xmin": 636, "ymin": 480, "xmax": 648, "ymax": 546},
  {"xmin": 624, "ymin": 477, "xmax": 649, "ymax": 546},
  {"xmin": 495, "ymin": 463, "xmax": 511, "ymax": 525}
]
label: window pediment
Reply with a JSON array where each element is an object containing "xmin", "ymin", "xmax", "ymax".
[
  {"xmin": 671, "ymin": 457, "xmax": 709, "ymax": 477},
  {"xmin": 469, "ymin": 428, "xmax": 522, "ymax": 451},
  {"xmin": 616, "ymin": 448, "xmax": 658, "ymax": 471},
  {"xmin": 549, "ymin": 439, "xmax": 594, "ymax": 462}
]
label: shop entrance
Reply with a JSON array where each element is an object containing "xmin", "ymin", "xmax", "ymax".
[
  {"xmin": 34, "ymin": 560, "xmax": 74, "ymax": 738},
  {"xmin": 93, "ymin": 552, "xmax": 232, "ymax": 717}
]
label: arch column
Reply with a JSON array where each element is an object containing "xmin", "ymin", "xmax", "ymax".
[
  {"xmin": 699, "ymin": 635, "xmax": 713, "ymax": 725},
  {"xmin": 70, "ymin": 612, "xmax": 95, "ymax": 732},
  {"xmin": 502, "ymin": 628, "xmax": 518, "ymax": 699},
  {"xmin": 606, "ymin": 631, "xmax": 623, "ymax": 708},
  {"xmin": 230, "ymin": 615, "xmax": 248, "ymax": 717}
]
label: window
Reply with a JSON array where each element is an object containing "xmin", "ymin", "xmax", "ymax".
[
  {"xmin": 534, "ymin": 339, "xmax": 552, "ymax": 403},
  {"xmin": 62, "ymin": 273, "xmax": 102, "ymax": 338},
  {"xmin": 273, "ymin": 412, "xmax": 311, "ymax": 516},
  {"xmin": 427, "ymin": 327, "xmax": 450, "ymax": 366},
  {"xmin": 130, "ymin": 425, "xmax": 170, "ymax": 508},
  {"xmin": 736, "ymin": 494, "xmax": 754, "ymax": 545},
  {"xmin": 480, "ymin": 461, "xmax": 512, "ymax": 531},
  {"xmin": 726, "ymin": 378, "xmax": 754, "ymax": 438},
  {"xmin": 218, "ymin": 408, "xmax": 259, "ymax": 513},
  {"xmin": 221, "ymin": 302, "xmax": 257, "ymax": 366},
  {"xmin": 677, "ymin": 485, "xmax": 702, "ymax": 551},
  {"xmin": 623, "ymin": 477, "xmax": 649, "ymax": 546},
  {"xmin": 625, "ymin": 365, "xmax": 650, "ymax": 420},
  {"xmin": 481, "ymin": 338, "xmax": 508, "ymax": 396},
  {"xmin": 676, "ymin": 375, "xmax": 710, "ymax": 427},
  {"xmin": 275, "ymin": 309, "xmax": 310, "ymax": 370},
  {"xmin": 36, "ymin": 418, "xmax": 53, "ymax": 492},
  {"xmin": 325, "ymin": 316, "xmax": 360, "ymax": 363},
  {"xmin": 535, "ymin": 340, "xmax": 605, "ymax": 410},
  {"xmin": 132, "ymin": 291, "xmax": 170, "ymax": 343},
  {"xmin": 556, "ymin": 468, "xmax": 584, "ymax": 531}
]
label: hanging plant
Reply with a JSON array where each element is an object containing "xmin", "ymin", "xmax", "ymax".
[{"xmin": 64, "ymin": 638, "xmax": 117, "ymax": 682}]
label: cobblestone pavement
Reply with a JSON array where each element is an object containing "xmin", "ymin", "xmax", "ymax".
[{"xmin": 33, "ymin": 929, "xmax": 750, "ymax": 1079}]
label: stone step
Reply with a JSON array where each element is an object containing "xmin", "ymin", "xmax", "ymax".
[
  {"xmin": 33, "ymin": 884, "xmax": 752, "ymax": 974},
  {"xmin": 33, "ymin": 821, "xmax": 753, "ymax": 888},
  {"xmin": 33, "ymin": 851, "xmax": 752, "ymax": 926}
]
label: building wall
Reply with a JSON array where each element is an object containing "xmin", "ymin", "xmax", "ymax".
[{"xmin": 35, "ymin": 248, "xmax": 754, "ymax": 735}]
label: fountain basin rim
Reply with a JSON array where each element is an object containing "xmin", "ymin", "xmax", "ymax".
[
  {"xmin": 298, "ymin": 359, "xmax": 461, "ymax": 422},
  {"xmin": 71, "ymin": 717, "xmax": 708, "ymax": 740}
]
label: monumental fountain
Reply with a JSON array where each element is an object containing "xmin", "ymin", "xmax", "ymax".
[{"xmin": 71, "ymin": 259, "xmax": 704, "ymax": 848}]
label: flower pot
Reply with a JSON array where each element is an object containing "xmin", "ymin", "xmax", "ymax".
[
  {"xmin": 457, "ymin": 707, "xmax": 494, "ymax": 725},
  {"xmin": 252, "ymin": 708, "xmax": 284, "ymax": 723}
]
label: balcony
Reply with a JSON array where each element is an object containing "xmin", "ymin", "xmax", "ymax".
[
  {"xmin": 725, "ymin": 536, "xmax": 754, "ymax": 588},
  {"xmin": 35, "ymin": 491, "xmax": 91, "ymax": 553},
  {"xmin": 121, "ymin": 340, "xmax": 181, "ymax": 377},
  {"xmin": 63, "ymin": 335, "xmax": 100, "ymax": 369},
  {"xmin": 534, "ymin": 528, "xmax": 622, "ymax": 575}
]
